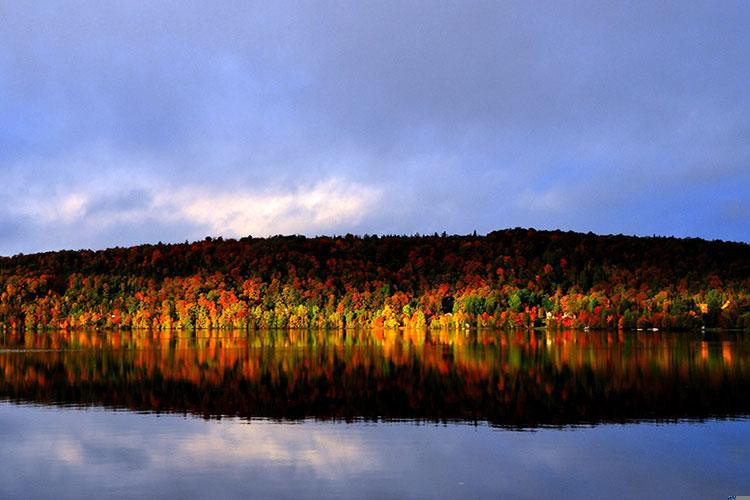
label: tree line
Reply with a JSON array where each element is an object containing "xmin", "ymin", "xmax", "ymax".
[{"xmin": 1, "ymin": 228, "xmax": 749, "ymax": 331}]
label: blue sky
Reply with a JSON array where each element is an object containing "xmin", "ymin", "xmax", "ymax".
[{"xmin": 1, "ymin": 1, "xmax": 748, "ymax": 255}]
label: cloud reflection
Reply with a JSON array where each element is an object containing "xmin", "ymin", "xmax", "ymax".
[{"xmin": 0, "ymin": 403, "xmax": 748, "ymax": 499}]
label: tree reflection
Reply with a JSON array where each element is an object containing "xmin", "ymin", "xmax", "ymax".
[{"xmin": 0, "ymin": 330, "xmax": 748, "ymax": 427}]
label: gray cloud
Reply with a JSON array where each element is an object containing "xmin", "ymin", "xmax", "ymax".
[{"xmin": 0, "ymin": 1, "xmax": 748, "ymax": 254}]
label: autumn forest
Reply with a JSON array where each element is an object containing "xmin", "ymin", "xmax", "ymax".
[{"xmin": 2, "ymin": 229, "xmax": 749, "ymax": 332}]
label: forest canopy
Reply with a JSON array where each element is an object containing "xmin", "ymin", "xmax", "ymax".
[{"xmin": 1, "ymin": 229, "xmax": 749, "ymax": 331}]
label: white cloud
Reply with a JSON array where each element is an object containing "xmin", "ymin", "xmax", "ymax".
[
  {"xmin": 160, "ymin": 178, "xmax": 381, "ymax": 237},
  {"xmin": 59, "ymin": 194, "xmax": 89, "ymax": 222},
  {"xmin": 15, "ymin": 193, "xmax": 91, "ymax": 225},
  {"xmin": 0, "ymin": 145, "xmax": 384, "ymax": 253},
  {"xmin": 4, "ymin": 171, "xmax": 380, "ymax": 248}
]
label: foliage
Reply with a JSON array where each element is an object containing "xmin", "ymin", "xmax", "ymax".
[{"xmin": 1, "ymin": 229, "xmax": 749, "ymax": 331}]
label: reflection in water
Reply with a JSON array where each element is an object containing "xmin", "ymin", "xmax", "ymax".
[
  {"xmin": 0, "ymin": 329, "xmax": 749, "ymax": 426},
  {"xmin": 1, "ymin": 403, "xmax": 748, "ymax": 500}
]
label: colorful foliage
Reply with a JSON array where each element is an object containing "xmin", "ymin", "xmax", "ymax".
[{"xmin": 1, "ymin": 229, "xmax": 749, "ymax": 331}]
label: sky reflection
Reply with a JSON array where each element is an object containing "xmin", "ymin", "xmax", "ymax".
[{"xmin": 0, "ymin": 403, "xmax": 748, "ymax": 500}]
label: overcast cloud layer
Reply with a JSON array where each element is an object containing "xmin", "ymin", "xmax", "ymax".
[{"xmin": 1, "ymin": 1, "xmax": 748, "ymax": 255}]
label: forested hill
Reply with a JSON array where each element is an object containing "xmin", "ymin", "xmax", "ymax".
[{"xmin": 1, "ymin": 229, "xmax": 749, "ymax": 331}]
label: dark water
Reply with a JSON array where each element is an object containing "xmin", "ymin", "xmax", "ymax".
[{"xmin": 0, "ymin": 329, "xmax": 749, "ymax": 498}]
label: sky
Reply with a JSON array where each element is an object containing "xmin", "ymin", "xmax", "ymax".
[{"xmin": 1, "ymin": 1, "xmax": 749, "ymax": 255}]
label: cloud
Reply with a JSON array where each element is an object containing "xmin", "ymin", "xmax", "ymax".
[
  {"xmin": 10, "ymin": 179, "xmax": 381, "ymax": 238},
  {"xmin": 0, "ymin": 1, "xmax": 749, "ymax": 253},
  {"xmin": 0, "ymin": 147, "xmax": 381, "ymax": 254},
  {"xmin": 161, "ymin": 179, "xmax": 381, "ymax": 237}
]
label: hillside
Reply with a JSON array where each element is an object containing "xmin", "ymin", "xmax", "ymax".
[{"xmin": 1, "ymin": 229, "xmax": 749, "ymax": 330}]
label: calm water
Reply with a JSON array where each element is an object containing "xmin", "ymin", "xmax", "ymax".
[{"xmin": 0, "ymin": 329, "xmax": 748, "ymax": 499}]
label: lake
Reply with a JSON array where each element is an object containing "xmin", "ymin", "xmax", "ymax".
[{"xmin": 0, "ymin": 329, "xmax": 748, "ymax": 499}]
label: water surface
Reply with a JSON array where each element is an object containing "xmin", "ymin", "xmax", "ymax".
[{"xmin": 1, "ymin": 329, "xmax": 748, "ymax": 498}]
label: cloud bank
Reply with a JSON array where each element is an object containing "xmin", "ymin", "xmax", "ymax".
[{"xmin": 1, "ymin": 1, "xmax": 748, "ymax": 254}]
